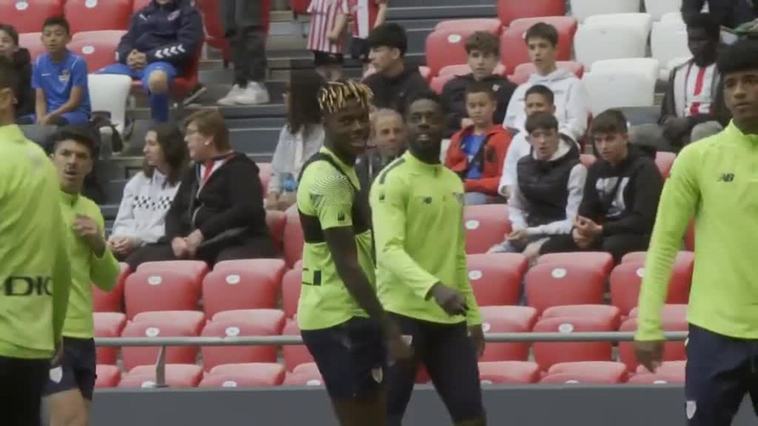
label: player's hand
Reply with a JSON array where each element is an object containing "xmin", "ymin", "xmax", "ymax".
[
  {"xmin": 171, "ymin": 237, "xmax": 189, "ymax": 258},
  {"xmin": 327, "ymin": 31, "xmax": 340, "ymax": 44},
  {"xmin": 73, "ymin": 214, "xmax": 106, "ymax": 256},
  {"xmin": 460, "ymin": 118, "xmax": 474, "ymax": 129},
  {"xmin": 469, "ymin": 324, "xmax": 486, "ymax": 358},
  {"xmin": 383, "ymin": 319, "xmax": 412, "ymax": 361},
  {"xmin": 429, "ymin": 283, "xmax": 467, "ymax": 316},
  {"xmin": 51, "ymin": 340, "xmax": 64, "ymax": 367},
  {"xmin": 634, "ymin": 340, "xmax": 664, "ymax": 373}
]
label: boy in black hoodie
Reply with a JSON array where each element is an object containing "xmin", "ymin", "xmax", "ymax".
[
  {"xmin": 0, "ymin": 24, "xmax": 34, "ymax": 122},
  {"xmin": 540, "ymin": 109, "xmax": 663, "ymax": 262}
]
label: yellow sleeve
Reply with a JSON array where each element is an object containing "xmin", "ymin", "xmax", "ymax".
[{"xmin": 49, "ymin": 168, "xmax": 71, "ymax": 346}]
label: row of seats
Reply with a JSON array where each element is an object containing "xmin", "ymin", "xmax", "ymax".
[{"xmin": 497, "ymin": 0, "xmax": 681, "ymax": 25}]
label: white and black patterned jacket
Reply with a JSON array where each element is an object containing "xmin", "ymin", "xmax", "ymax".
[{"xmin": 111, "ymin": 170, "xmax": 180, "ymax": 246}]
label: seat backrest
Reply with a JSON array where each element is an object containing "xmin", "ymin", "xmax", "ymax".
[
  {"xmin": 201, "ymin": 320, "xmax": 280, "ymax": 370},
  {"xmin": 65, "ymin": 0, "xmax": 132, "ymax": 33},
  {"xmin": 435, "ymin": 18, "xmax": 502, "ymax": 34},
  {"xmin": 463, "ymin": 204, "xmax": 511, "ymax": 254},
  {"xmin": 497, "ymin": 0, "xmax": 566, "ymax": 26},
  {"xmin": 69, "ymin": 30, "xmax": 126, "ymax": 73},
  {"xmin": 88, "ymin": 74, "xmax": 132, "ymax": 132},
  {"xmin": 569, "ymin": 0, "xmax": 641, "ymax": 22},
  {"xmin": 425, "ymin": 29, "xmax": 480, "ymax": 76},
  {"xmin": 0, "ymin": 0, "xmax": 63, "ymax": 33},
  {"xmin": 19, "ymin": 33, "xmax": 46, "ymax": 62},
  {"xmin": 651, "ymin": 20, "xmax": 688, "ymax": 68},
  {"xmin": 202, "ymin": 262, "xmax": 285, "ymax": 316},
  {"xmin": 467, "ymin": 253, "xmax": 527, "ymax": 306},
  {"xmin": 575, "ymin": 24, "xmax": 648, "ymax": 69},
  {"xmin": 124, "ymin": 270, "xmax": 201, "ymax": 319},
  {"xmin": 121, "ymin": 320, "xmax": 200, "ymax": 370},
  {"xmin": 583, "ymin": 61, "xmax": 660, "ymax": 115},
  {"xmin": 430, "ymin": 73, "xmax": 456, "ymax": 95},
  {"xmin": 524, "ymin": 263, "xmax": 606, "ymax": 313},
  {"xmin": 644, "ymin": 0, "xmax": 682, "ymax": 21},
  {"xmin": 500, "ymin": 16, "xmax": 578, "ymax": 72},
  {"xmin": 584, "ymin": 13, "xmax": 653, "ymax": 39}
]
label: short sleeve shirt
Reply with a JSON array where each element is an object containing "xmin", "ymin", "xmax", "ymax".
[{"xmin": 32, "ymin": 51, "xmax": 91, "ymax": 115}]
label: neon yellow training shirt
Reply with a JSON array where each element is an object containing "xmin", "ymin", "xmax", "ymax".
[
  {"xmin": 370, "ymin": 151, "xmax": 482, "ymax": 326},
  {"xmin": 0, "ymin": 124, "xmax": 71, "ymax": 359},
  {"xmin": 637, "ymin": 122, "xmax": 758, "ymax": 341},
  {"xmin": 58, "ymin": 191, "xmax": 120, "ymax": 339},
  {"xmin": 296, "ymin": 147, "xmax": 375, "ymax": 331}
]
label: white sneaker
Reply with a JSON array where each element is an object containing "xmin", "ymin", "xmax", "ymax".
[
  {"xmin": 218, "ymin": 84, "xmax": 245, "ymax": 106},
  {"xmin": 235, "ymin": 81, "xmax": 270, "ymax": 105}
]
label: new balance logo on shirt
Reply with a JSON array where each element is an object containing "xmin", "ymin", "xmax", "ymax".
[{"xmin": 718, "ymin": 173, "xmax": 735, "ymax": 182}]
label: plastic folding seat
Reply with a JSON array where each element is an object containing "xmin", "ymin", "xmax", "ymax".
[
  {"xmin": 430, "ymin": 73, "xmax": 456, "ymax": 95},
  {"xmin": 569, "ymin": 0, "xmax": 641, "ymax": 22},
  {"xmin": 94, "ymin": 312, "xmax": 127, "ymax": 365},
  {"xmin": 435, "ymin": 19, "xmax": 502, "ymax": 34},
  {"xmin": 201, "ymin": 311, "xmax": 285, "ymax": 370},
  {"xmin": 497, "ymin": 0, "xmax": 566, "ymax": 26},
  {"xmin": 283, "ymin": 206, "xmax": 304, "ymax": 267},
  {"xmin": 137, "ymin": 260, "xmax": 209, "ymax": 278},
  {"xmin": 533, "ymin": 316, "xmax": 615, "ymax": 370},
  {"xmin": 95, "ymin": 364, "xmax": 121, "ymax": 388},
  {"xmin": 283, "ymin": 363, "xmax": 324, "ymax": 386},
  {"xmin": 479, "ymin": 361, "xmax": 541, "ymax": 384},
  {"xmin": 610, "ymin": 256, "xmax": 693, "ymax": 316},
  {"xmin": 575, "ymin": 24, "xmax": 649, "ymax": 70},
  {"xmin": 540, "ymin": 361, "xmax": 628, "ymax": 384},
  {"xmin": 18, "ymin": 33, "xmax": 46, "ymax": 61},
  {"xmin": 629, "ymin": 361, "xmax": 685, "ymax": 384},
  {"xmin": 281, "ymin": 266, "xmax": 302, "ymax": 319},
  {"xmin": 651, "ymin": 19, "xmax": 688, "ymax": 80},
  {"xmin": 537, "ymin": 251, "xmax": 614, "ymax": 276},
  {"xmin": 119, "ymin": 364, "xmax": 203, "ymax": 388},
  {"xmin": 542, "ymin": 305, "xmax": 621, "ymax": 330},
  {"xmin": 202, "ymin": 259, "xmax": 286, "ymax": 317},
  {"xmin": 212, "ymin": 308, "xmax": 286, "ymax": 327},
  {"xmin": 93, "ymin": 262, "xmax": 129, "ymax": 312},
  {"xmin": 65, "ymin": 0, "xmax": 132, "ymax": 33},
  {"xmin": 0, "ymin": 0, "xmax": 63, "ymax": 33},
  {"xmin": 500, "ymin": 17, "xmax": 578, "ymax": 72},
  {"xmin": 525, "ymin": 263, "xmax": 606, "ymax": 314},
  {"xmin": 467, "ymin": 253, "xmax": 527, "ymax": 306},
  {"xmin": 121, "ymin": 311, "xmax": 205, "ymax": 370},
  {"xmin": 661, "ymin": 12, "xmax": 686, "ymax": 25},
  {"xmin": 480, "ymin": 306, "xmax": 537, "ymax": 361},
  {"xmin": 583, "ymin": 59, "xmax": 659, "ymax": 115},
  {"xmin": 282, "ymin": 319, "xmax": 313, "ymax": 371},
  {"xmin": 199, "ymin": 363, "xmax": 286, "ymax": 388},
  {"xmin": 463, "ymin": 204, "xmax": 511, "ymax": 254},
  {"xmin": 265, "ymin": 210, "xmax": 287, "ymax": 252},
  {"xmin": 258, "ymin": 162, "xmax": 272, "ymax": 193},
  {"xmin": 196, "ymin": 0, "xmax": 232, "ymax": 58},
  {"xmin": 69, "ymin": 31, "xmax": 126, "ymax": 73},
  {"xmin": 644, "ymin": 0, "xmax": 682, "ymax": 21},
  {"xmin": 510, "ymin": 61, "xmax": 584, "ymax": 85},
  {"xmin": 621, "ymin": 250, "xmax": 693, "ymax": 265},
  {"xmin": 618, "ymin": 307, "xmax": 687, "ymax": 370},
  {"xmin": 426, "ymin": 27, "xmax": 499, "ymax": 76},
  {"xmin": 438, "ymin": 63, "xmax": 508, "ymax": 78},
  {"xmin": 655, "ymin": 152, "xmax": 677, "ymax": 179},
  {"xmin": 124, "ymin": 269, "xmax": 202, "ymax": 319},
  {"xmin": 584, "ymin": 13, "xmax": 653, "ymax": 38},
  {"xmin": 88, "ymin": 74, "xmax": 132, "ymax": 133}
]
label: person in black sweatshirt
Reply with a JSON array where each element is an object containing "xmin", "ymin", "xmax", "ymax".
[
  {"xmin": 129, "ymin": 110, "xmax": 276, "ymax": 266},
  {"xmin": 363, "ymin": 23, "xmax": 429, "ymax": 114},
  {"xmin": 0, "ymin": 24, "xmax": 34, "ymax": 122},
  {"xmin": 540, "ymin": 109, "xmax": 663, "ymax": 262}
]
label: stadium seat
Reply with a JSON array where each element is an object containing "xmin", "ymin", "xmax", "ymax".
[
  {"xmin": 500, "ymin": 17, "xmax": 578, "ymax": 73},
  {"xmin": 282, "ymin": 318, "xmax": 314, "ymax": 370},
  {"xmin": 541, "ymin": 361, "xmax": 628, "ymax": 384},
  {"xmin": 212, "ymin": 308, "xmax": 286, "ymax": 328},
  {"xmin": 93, "ymin": 262, "xmax": 129, "ymax": 312},
  {"xmin": 569, "ymin": 0, "xmax": 641, "ymax": 22},
  {"xmin": 283, "ymin": 206, "xmax": 304, "ymax": 267},
  {"xmin": 583, "ymin": 59, "xmax": 659, "ymax": 115},
  {"xmin": 199, "ymin": 363, "xmax": 286, "ymax": 388},
  {"xmin": 479, "ymin": 361, "xmax": 541, "ymax": 384},
  {"xmin": 65, "ymin": 0, "xmax": 132, "ymax": 33},
  {"xmin": 88, "ymin": 74, "xmax": 132, "ymax": 133},
  {"xmin": 610, "ymin": 257, "xmax": 693, "ymax": 316},
  {"xmin": 438, "ymin": 63, "xmax": 508, "ymax": 78},
  {"xmin": 584, "ymin": 13, "xmax": 653, "ymax": 38},
  {"xmin": 202, "ymin": 259, "xmax": 286, "ymax": 316},
  {"xmin": 430, "ymin": 73, "xmax": 456, "ymax": 95},
  {"xmin": 94, "ymin": 312, "xmax": 127, "ymax": 365},
  {"xmin": 575, "ymin": 24, "xmax": 649, "ymax": 70},
  {"xmin": 524, "ymin": 263, "xmax": 606, "ymax": 313},
  {"xmin": 124, "ymin": 269, "xmax": 202, "ymax": 319},
  {"xmin": 196, "ymin": 0, "xmax": 233, "ymax": 59},
  {"xmin": 435, "ymin": 19, "xmax": 502, "ymax": 34},
  {"xmin": 497, "ymin": 0, "xmax": 566, "ymax": 26},
  {"xmin": 480, "ymin": 306, "xmax": 537, "ymax": 361},
  {"xmin": 621, "ymin": 250, "xmax": 694, "ymax": 265},
  {"xmin": 258, "ymin": 162, "xmax": 272, "ymax": 193},
  {"xmin": 661, "ymin": 11, "xmax": 686, "ymax": 25},
  {"xmin": 201, "ymin": 312, "xmax": 285, "ymax": 370},
  {"xmin": 542, "ymin": 305, "xmax": 621, "ymax": 330},
  {"xmin": 121, "ymin": 311, "xmax": 205, "ymax": 370},
  {"xmin": 18, "ymin": 33, "xmax": 45, "ymax": 61},
  {"xmin": 618, "ymin": 306, "xmax": 687, "ymax": 370},
  {"xmin": 629, "ymin": 361, "xmax": 685, "ymax": 384},
  {"xmin": 651, "ymin": 19, "xmax": 688, "ymax": 81},
  {"xmin": 655, "ymin": 151, "xmax": 677, "ymax": 178},
  {"xmin": 95, "ymin": 364, "xmax": 121, "ymax": 388},
  {"xmin": 69, "ymin": 31, "xmax": 126, "ymax": 73},
  {"xmin": 426, "ymin": 27, "xmax": 499, "ymax": 76},
  {"xmin": 510, "ymin": 61, "xmax": 584, "ymax": 85},
  {"xmin": 463, "ymin": 204, "xmax": 511, "ymax": 254},
  {"xmin": 467, "ymin": 253, "xmax": 527, "ymax": 306},
  {"xmin": 537, "ymin": 252, "xmax": 614, "ymax": 276},
  {"xmin": 137, "ymin": 260, "xmax": 209, "ymax": 278},
  {"xmin": 119, "ymin": 364, "xmax": 203, "ymax": 388},
  {"xmin": 266, "ymin": 209, "xmax": 286, "ymax": 252},
  {"xmin": 685, "ymin": 220, "xmax": 695, "ymax": 251},
  {"xmin": 283, "ymin": 362, "xmax": 324, "ymax": 386},
  {"xmin": 644, "ymin": 0, "xmax": 682, "ymax": 21},
  {"xmin": 533, "ymin": 316, "xmax": 615, "ymax": 370},
  {"xmin": 133, "ymin": 0, "xmax": 152, "ymax": 12},
  {"xmin": 281, "ymin": 266, "xmax": 302, "ymax": 319},
  {"xmin": 0, "ymin": 0, "xmax": 64, "ymax": 33}
]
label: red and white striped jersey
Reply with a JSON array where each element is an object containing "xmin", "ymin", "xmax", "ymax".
[
  {"xmin": 683, "ymin": 63, "xmax": 717, "ymax": 116},
  {"xmin": 307, "ymin": 0, "xmax": 350, "ymax": 54},
  {"xmin": 349, "ymin": 0, "xmax": 384, "ymax": 39}
]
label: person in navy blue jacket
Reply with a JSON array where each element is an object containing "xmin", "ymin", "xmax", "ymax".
[{"xmin": 99, "ymin": 0, "xmax": 203, "ymax": 122}]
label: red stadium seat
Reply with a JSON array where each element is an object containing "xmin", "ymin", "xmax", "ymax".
[
  {"xmin": 18, "ymin": 33, "xmax": 45, "ymax": 62},
  {"xmin": 137, "ymin": 260, "xmax": 209, "ymax": 278},
  {"xmin": 580, "ymin": 153, "xmax": 597, "ymax": 168},
  {"xmin": 196, "ymin": 0, "xmax": 231, "ymax": 55},
  {"xmin": 430, "ymin": 73, "xmax": 456, "ymax": 95},
  {"xmin": 93, "ymin": 262, "xmax": 129, "ymax": 313},
  {"xmin": 510, "ymin": 60, "xmax": 585, "ymax": 85},
  {"xmin": 95, "ymin": 364, "xmax": 121, "ymax": 388},
  {"xmin": 124, "ymin": 269, "xmax": 202, "ymax": 319},
  {"xmin": 202, "ymin": 259, "xmax": 286, "ymax": 316},
  {"xmin": 201, "ymin": 312, "xmax": 285, "ymax": 370},
  {"xmin": 133, "ymin": 0, "xmax": 151, "ymax": 12},
  {"xmin": 480, "ymin": 306, "xmax": 537, "ymax": 361},
  {"xmin": 65, "ymin": 0, "xmax": 132, "ymax": 33},
  {"xmin": 655, "ymin": 151, "xmax": 677, "ymax": 178},
  {"xmin": 0, "ymin": 0, "xmax": 63, "ymax": 34},
  {"xmin": 542, "ymin": 305, "xmax": 621, "ymax": 330},
  {"xmin": 610, "ymin": 256, "xmax": 693, "ymax": 316},
  {"xmin": 119, "ymin": 364, "xmax": 203, "ymax": 388},
  {"xmin": 212, "ymin": 308, "xmax": 286, "ymax": 328},
  {"xmin": 618, "ymin": 307, "xmax": 687, "ymax": 371},
  {"xmin": 265, "ymin": 210, "xmax": 286, "ymax": 253},
  {"xmin": 281, "ymin": 266, "xmax": 302, "ymax": 319},
  {"xmin": 199, "ymin": 363, "xmax": 286, "ymax": 388},
  {"xmin": 121, "ymin": 311, "xmax": 205, "ymax": 370},
  {"xmin": 629, "ymin": 361, "xmax": 685, "ymax": 384},
  {"xmin": 479, "ymin": 361, "xmax": 540, "ymax": 384},
  {"xmin": 283, "ymin": 206, "xmax": 304, "ymax": 267},
  {"xmin": 621, "ymin": 250, "xmax": 694, "ymax": 265},
  {"xmin": 500, "ymin": 17, "xmax": 578, "ymax": 73},
  {"xmin": 537, "ymin": 251, "xmax": 615, "ymax": 276},
  {"xmin": 69, "ymin": 31, "xmax": 125, "ymax": 73},
  {"xmin": 685, "ymin": 220, "xmax": 695, "ymax": 251},
  {"xmin": 426, "ymin": 27, "xmax": 499, "ymax": 76},
  {"xmin": 283, "ymin": 362, "xmax": 324, "ymax": 386},
  {"xmin": 94, "ymin": 312, "xmax": 127, "ymax": 365},
  {"xmin": 629, "ymin": 303, "xmax": 688, "ymax": 320},
  {"xmin": 435, "ymin": 18, "xmax": 502, "ymax": 34},
  {"xmin": 541, "ymin": 361, "xmax": 628, "ymax": 384},
  {"xmin": 438, "ymin": 63, "xmax": 508, "ymax": 77},
  {"xmin": 282, "ymin": 318, "xmax": 313, "ymax": 371},
  {"xmin": 497, "ymin": 0, "xmax": 566, "ymax": 26},
  {"xmin": 467, "ymin": 253, "xmax": 528, "ymax": 306},
  {"xmin": 463, "ymin": 204, "xmax": 511, "ymax": 254},
  {"xmin": 533, "ymin": 316, "xmax": 615, "ymax": 370},
  {"xmin": 524, "ymin": 263, "xmax": 606, "ymax": 313},
  {"xmin": 258, "ymin": 162, "xmax": 272, "ymax": 193}
]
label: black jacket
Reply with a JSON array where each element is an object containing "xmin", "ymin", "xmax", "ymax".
[
  {"xmin": 363, "ymin": 65, "xmax": 430, "ymax": 114},
  {"xmin": 579, "ymin": 147, "xmax": 663, "ymax": 236},
  {"xmin": 441, "ymin": 73, "xmax": 516, "ymax": 137},
  {"xmin": 682, "ymin": 0, "xmax": 757, "ymax": 28},
  {"xmin": 165, "ymin": 153, "xmax": 270, "ymax": 243},
  {"xmin": 12, "ymin": 48, "xmax": 34, "ymax": 118}
]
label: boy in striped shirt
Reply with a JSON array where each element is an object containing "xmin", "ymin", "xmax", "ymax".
[{"xmin": 307, "ymin": 0, "xmax": 350, "ymax": 81}]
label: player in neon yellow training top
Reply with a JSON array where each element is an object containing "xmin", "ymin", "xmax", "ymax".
[
  {"xmin": 371, "ymin": 91, "xmax": 486, "ymax": 426},
  {"xmin": 0, "ymin": 56, "xmax": 72, "ymax": 426},
  {"xmin": 42, "ymin": 127, "xmax": 120, "ymax": 426},
  {"xmin": 296, "ymin": 80, "xmax": 409, "ymax": 426},
  {"xmin": 635, "ymin": 39, "xmax": 758, "ymax": 425}
]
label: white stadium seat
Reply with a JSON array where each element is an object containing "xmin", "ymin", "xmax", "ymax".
[
  {"xmin": 575, "ymin": 24, "xmax": 648, "ymax": 69},
  {"xmin": 569, "ymin": 0, "xmax": 640, "ymax": 22},
  {"xmin": 644, "ymin": 0, "xmax": 683, "ymax": 21},
  {"xmin": 651, "ymin": 19, "xmax": 690, "ymax": 80},
  {"xmin": 661, "ymin": 12, "xmax": 686, "ymax": 25},
  {"xmin": 584, "ymin": 13, "xmax": 653, "ymax": 39},
  {"xmin": 583, "ymin": 58, "xmax": 660, "ymax": 115},
  {"xmin": 88, "ymin": 74, "xmax": 132, "ymax": 134}
]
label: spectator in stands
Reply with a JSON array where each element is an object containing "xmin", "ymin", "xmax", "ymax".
[
  {"xmin": 266, "ymin": 70, "xmax": 325, "ymax": 211},
  {"xmin": 33, "ymin": 16, "xmax": 91, "ymax": 126},
  {"xmin": 218, "ymin": 0, "xmax": 270, "ymax": 105},
  {"xmin": 364, "ymin": 23, "xmax": 429, "ymax": 114},
  {"xmin": 503, "ymin": 22, "xmax": 590, "ymax": 143},
  {"xmin": 356, "ymin": 108, "xmax": 407, "ymax": 187},
  {"xmin": 660, "ymin": 13, "xmax": 730, "ymax": 151},
  {"xmin": 445, "ymin": 82, "xmax": 511, "ymax": 204},
  {"xmin": 100, "ymin": 0, "xmax": 203, "ymax": 123},
  {"xmin": 307, "ymin": 0, "xmax": 350, "ymax": 81},
  {"xmin": 129, "ymin": 110, "xmax": 276, "ymax": 266},
  {"xmin": 441, "ymin": 31, "xmax": 516, "ymax": 137},
  {"xmin": 0, "ymin": 24, "xmax": 34, "ymax": 122},
  {"xmin": 682, "ymin": 0, "xmax": 757, "ymax": 29},
  {"xmin": 348, "ymin": 0, "xmax": 389, "ymax": 77},
  {"xmin": 540, "ymin": 110, "xmax": 663, "ymax": 262},
  {"xmin": 489, "ymin": 112, "xmax": 585, "ymax": 261},
  {"xmin": 108, "ymin": 124, "xmax": 189, "ymax": 269}
]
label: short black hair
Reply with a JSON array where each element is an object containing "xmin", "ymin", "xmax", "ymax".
[
  {"xmin": 525, "ymin": 22, "xmax": 559, "ymax": 47},
  {"xmin": 49, "ymin": 126, "xmax": 97, "ymax": 158},
  {"xmin": 465, "ymin": 81, "xmax": 496, "ymax": 101},
  {"xmin": 686, "ymin": 13, "xmax": 720, "ymax": 41},
  {"xmin": 525, "ymin": 84, "xmax": 555, "ymax": 105},
  {"xmin": 717, "ymin": 39, "xmax": 758, "ymax": 76},
  {"xmin": 0, "ymin": 55, "xmax": 18, "ymax": 96},
  {"xmin": 42, "ymin": 16, "xmax": 71, "ymax": 34},
  {"xmin": 405, "ymin": 90, "xmax": 447, "ymax": 116},
  {"xmin": 590, "ymin": 109, "xmax": 628, "ymax": 135},
  {"xmin": 525, "ymin": 111, "xmax": 559, "ymax": 134},
  {"xmin": 368, "ymin": 23, "xmax": 407, "ymax": 56},
  {"xmin": 0, "ymin": 24, "xmax": 19, "ymax": 46}
]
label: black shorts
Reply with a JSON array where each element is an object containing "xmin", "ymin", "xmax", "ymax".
[
  {"xmin": 301, "ymin": 317, "xmax": 386, "ymax": 400},
  {"xmin": 313, "ymin": 50, "xmax": 344, "ymax": 67},
  {"xmin": 350, "ymin": 37, "xmax": 370, "ymax": 62},
  {"xmin": 0, "ymin": 356, "xmax": 49, "ymax": 426},
  {"xmin": 44, "ymin": 337, "xmax": 97, "ymax": 400},
  {"xmin": 684, "ymin": 324, "xmax": 758, "ymax": 425}
]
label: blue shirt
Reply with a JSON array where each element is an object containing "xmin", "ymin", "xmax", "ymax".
[
  {"xmin": 462, "ymin": 134, "xmax": 487, "ymax": 179},
  {"xmin": 32, "ymin": 51, "xmax": 91, "ymax": 117}
]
